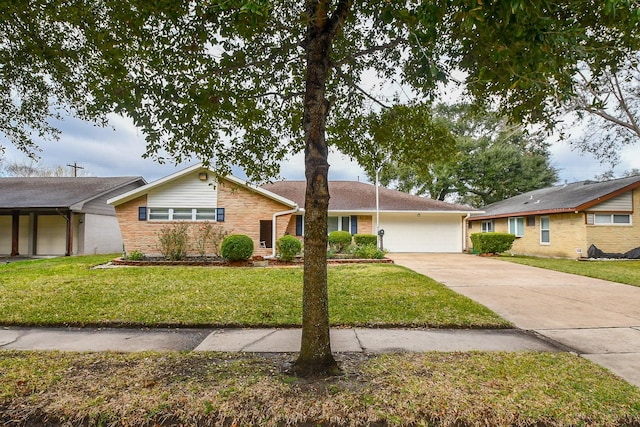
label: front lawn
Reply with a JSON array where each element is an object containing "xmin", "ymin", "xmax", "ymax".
[
  {"xmin": 0, "ymin": 255, "xmax": 509, "ymax": 328},
  {"xmin": 500, "ymin": 255, "xmax": 640, "ymax": 287},
  {"xmin": 1, "ymin": 351, "xmax": 639, "ymax": 426}
]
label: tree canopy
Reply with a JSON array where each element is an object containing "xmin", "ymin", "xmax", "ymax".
[
  {"xmin": 2, "ymin": 0, "xmax": 639, "ymax": 375},
  {"xmin": 371, "ymin": 103, "xmax": 559, "ymax": 208}
]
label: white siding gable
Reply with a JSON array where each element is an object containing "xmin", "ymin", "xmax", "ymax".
[
  {"xmin": 589, "ymin": 192, "xmax": 633, "ymax": 212},
  {"xmin": 148, "ymin": 172, "xmax": 218, "ymax": 208}
]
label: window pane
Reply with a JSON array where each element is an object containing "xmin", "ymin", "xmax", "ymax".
[
  {"xmin": 173, "ymin": 208, "xmax": 193, "ymax": 220},
  {"xmin": 341, "ymin": 216, "xmax": 350, "ymax": 232},
  {"xmin": 541, "ymin": 230, "xmax": 550, "ymax": 243},
  {"xmin": 149, "ymin": 208, "xmax": 169, "ymax": 220},
  {"xmin": 196, "ymin": 208, "xmax": 216, "ymax": 220},
  {"xmin": 594, "ymin": 214, "xmax": 611, "ymax": 224},
  {"xmin": 328, "ymin": 217, "xmax": 339, "ymax": 233},
  {"xmin": 613, "ymin": 214, "xmax": 631, "ymax": 224},
  {"xmin": 517, "ymin": 218, "xmax": 524, "ymax": 236},
  {"xmin": 540, "ymin": 217, "xmax": 549, "ymax": 229}
]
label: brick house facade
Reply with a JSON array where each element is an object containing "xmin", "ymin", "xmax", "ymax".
[
  {"xmin": 108, "ymin": 165, "xmax": 298, "ymax": 258},
  {"xmin": 468, "ymin": 176, "xmax": 640, "ymax": 258},
  {"xmin": 109, "ymin": 164, "xmax": 477, "ymax": 256}
]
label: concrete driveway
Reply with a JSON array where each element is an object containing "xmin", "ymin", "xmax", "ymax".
[{"xmin": 389, "ymin": 253, "xmax": 640, "ymax": 387}]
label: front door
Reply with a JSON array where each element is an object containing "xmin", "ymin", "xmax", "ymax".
[{"xmin": 260, "ymin": 220, "xmax": 273, "ymax": 248}]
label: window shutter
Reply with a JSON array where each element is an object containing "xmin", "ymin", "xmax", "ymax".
[
  {"xmin": 138, "ymin": 207, "xmax": 147, "ymax": 221},
  {"xmin": 586, "ymin": 213, "xmax": 594, "ymax": 225},
  {"xmin": 295, "ymin": 215, "xmax": 303, "ymax": 236},
  {"xmin": 350, "ymin": 216, "xmax": 358, "ymax": 235},
  {"xmin": 216, "ymin": 208, "xmax": 225, "ymax": 222}
]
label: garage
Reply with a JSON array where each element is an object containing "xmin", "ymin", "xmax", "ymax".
[{"xmin": 380, "ymin": 213, "xmax": 465, "ymax": 253}]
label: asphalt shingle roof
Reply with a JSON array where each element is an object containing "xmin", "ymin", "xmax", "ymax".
[
  {"xmin": 477, "ymin": 175, "xmax": 640, "ymax": 218},
  {"xmin": 261, "ymin": 181, "xmax": 475, "ymax": 212},
  {"xmin": 0, "ymin": 177, "xmax": 143, "ymax": 209}
]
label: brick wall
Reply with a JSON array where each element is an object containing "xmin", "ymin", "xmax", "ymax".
[
  {"xmin": 586, "ymin": 189, "xmax": 640, "ymax": 254},
  {"xmin": 467, "ymin": 189, "xmax": 640, "ymax": 258},
  {"xmin": 114, "ymin": 178, "xmax": 295, "ymax": 258}
]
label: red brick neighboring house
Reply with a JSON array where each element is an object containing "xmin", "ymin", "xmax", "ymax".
[{"xmin": 108, "ymin": 164, "xmax": 478, "ymax": 256}]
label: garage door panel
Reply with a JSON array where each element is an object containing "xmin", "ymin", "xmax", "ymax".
[{"xmin": 380, "ymin": 214, "xmax": 462, "ymax": 253}]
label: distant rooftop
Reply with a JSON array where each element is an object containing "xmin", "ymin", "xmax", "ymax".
[
  {"xmin": 261, "ymin": 180, "xmax": 475, "ymax": 212},
  {"xmin": 473, "ymin": 175, "xmax": 640, "ymax": 219},
  {"xmin": 0, "ymin": 177, "xmax": 145, "ymax": 210}
]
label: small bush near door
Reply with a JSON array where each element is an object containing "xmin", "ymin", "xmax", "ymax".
[
  {"xmin": 328, "ymin": 230, "xmax": 352, "ymax": 253},
  {"xmin": 353, "ymin": 233, "xmax": 377, "ymax": 246},
  {"xmin": 276, "ymin": 235, "xmax": 302, "ymax": 261},
  {"xmin": 470, "ymin": 232, "xmax": 516, "ymax": 255},
  {"xmin": 221, "ymin": 234, "xmax": 254, "ymax": 261}
]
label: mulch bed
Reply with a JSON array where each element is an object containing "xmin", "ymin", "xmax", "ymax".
[{"xmin": 111, "ymin": 257, "xmax": 393, "ymax": 267}]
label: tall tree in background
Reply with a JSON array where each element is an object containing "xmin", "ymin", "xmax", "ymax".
[
  {"xmin": 1, "ymin": 1, "xmax": 638, "ymax": 375},
  {"xmin": 565, "ymin": 52, "xmax": 640, "ymax": 165},
  {"xmin": 371, "ymin": 104, "xmax": 558, "ymax": 208}
]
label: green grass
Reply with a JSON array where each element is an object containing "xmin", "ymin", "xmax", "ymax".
[
  {"xmin": 0, "ymin": 255, "xmax": 509, "ymax": 328},
  {"xmin": 1, "ymin": 351, "xmax": 638, "ymax": 426},
  {"xmin": 499, "ymin": 255, "xmax": 640, "ymax": 287}
]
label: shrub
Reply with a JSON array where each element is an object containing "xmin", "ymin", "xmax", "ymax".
[
  {"xmin": 192, "ymin": 222, "xmax": 229, "ymax": 258},
  {"xmin": 470, "ymin": 232, "xmax": 516, "ymax": 255},
  {"xmin": 353, "ymin": 233, "xmax": 377, "ymax": 246},
  {"xmin": 353, "ymin": 244, "xmax": 387, "ymax": 259},
  {"xmin": 126, "ymin": 249, "xmax": 145, "ymax": 261},
  {"xmin": 157, "ymin": 223, "xmax": 190, "ymax": 260},
  {"xmin": 221, "ymin": 234, "xmax": 254, "ymax": 261},
  {"xmin": 193, "ymin": 222, "xmax": 213, "ymax": 257},
  {"xmin": 328, "ymin": 230, "xmax": 352, "ymax": 253},
  {"xmin": 209, "ymin": 225, "xmax": 230, "ymax": 258},
  {"xmin": 276, "ymin": 235, "xmax": 302, "ymax": 261}
]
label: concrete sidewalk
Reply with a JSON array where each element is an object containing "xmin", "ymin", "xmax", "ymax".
[
  {"xmin": 0, "ymin": 326, "xmax": 558, "ymax": 353},
  {"xmin": 389, "ymin": 253, "xmax": 640, "ymax": 387}
]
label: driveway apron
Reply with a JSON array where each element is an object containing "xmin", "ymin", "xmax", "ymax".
[{"xmin": 389, "ymin": 253, "xmax": 640, "ymax": 387}]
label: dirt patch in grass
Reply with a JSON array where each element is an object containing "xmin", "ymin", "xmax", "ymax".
[{"xmin": 1, "ymin": 351, "xmax": 639, "ymax": 426}]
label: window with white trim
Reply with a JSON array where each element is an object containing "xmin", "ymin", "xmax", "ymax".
[
  {"xmin": 147, "ymin": 207, "xmax": 224, "ymax": 221},
  {"xmin": 540, "ymin": 216, "xmax": 550, "ymax": 244},
  {"xmin": 587, "ymin": 213, "xmax": 632, "ymax": 225},
  {"xmin": 481, "ymin": 220, "xmax": 494, "ymax": 233},
  {"xmin": 508, "ymin": 217, "xmax": 525, "ymax": 237}
]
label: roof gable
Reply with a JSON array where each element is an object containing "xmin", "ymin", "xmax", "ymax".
[
  {"xmin": 0, "ymin": 177, "xmax": 146, "ymax": 210},
  {"xmin": 473, "ymin": 175, "xmax": 640, "ymax": 219},
  {"xmin": 107, "ymin": 163, "xmax": 297, "ymax": 208},
  {"xmin": 261, "ymin": 181, "xmax": 476, "ymax": 213}
]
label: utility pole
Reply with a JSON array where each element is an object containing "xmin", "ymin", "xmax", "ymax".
[{"xmin": 66, "ymin": 161, "xmax": 84, "ymax": 177}]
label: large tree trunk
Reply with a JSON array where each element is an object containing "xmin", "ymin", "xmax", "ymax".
[{"xmin": 294, "ymin": 0, "xmax": 349, "ymax": 377}]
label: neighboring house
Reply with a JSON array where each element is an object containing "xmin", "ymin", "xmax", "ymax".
[
  {"xmin": 107, "ymin": 164, "xmax": 477, "ymax": 256},
  {"xmin": 467, "ymin": 175, "xmax": 640, "ymax": 258},
  {"xmin": 0, "ymin": 177, "xmax": 146, "ymax": 256}
]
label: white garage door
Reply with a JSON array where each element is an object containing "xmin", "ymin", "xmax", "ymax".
[{"xmin": 380, "ymin": 213, "xmax": 463, "ymax": 253}]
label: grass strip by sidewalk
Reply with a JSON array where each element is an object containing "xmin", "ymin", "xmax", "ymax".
[
  {"xmin": 1, "ymin": 351, "xmax": 638, "ymax": 426},
  {"xmin": 0, "ymin": 255, "xmax": 509, "ymax": 328},
  {"xmin": 499, "ymin": 255, "xmax": 640, "ymax": 287}
]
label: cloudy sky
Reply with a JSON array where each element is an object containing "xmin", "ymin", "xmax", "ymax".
[{"xmin": 1, "ymin": 111, "xmax": 638, "ymax": 185}]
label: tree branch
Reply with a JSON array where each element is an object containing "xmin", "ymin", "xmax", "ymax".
[
  {"xmin": 333, "ymin": 67, "xmax": 390, "ymax": 109},
  {"xmin": 333, "ymin": 37, "xmax": 406, "ymax": 67}
]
